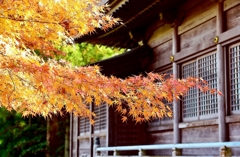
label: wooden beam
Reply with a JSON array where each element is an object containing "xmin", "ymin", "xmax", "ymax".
[
  {"xmin": 216, "ymin": 0, "xmax": 226, "ymax": 143},
  {"xmin": 172, "ymin": 24, "xmax": 180, "ymax": 144}
]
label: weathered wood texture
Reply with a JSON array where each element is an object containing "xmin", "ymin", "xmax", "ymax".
[
  {"xmin": 71, "ymin": 0, "xmax": 240, "ymax": 156},
  {"xmin": 98, "ymin": 136, "xmax": 107, "ymax": 156},
  {"xmin": 148, "ymin": 24, "xmax": 172, "ymax": 49},
  {"xmin": 148, "ymin": 40, "xmax": 173, "ymax": 70},
  {"xmin": 108, "ymin": 106, "xmax": 147, "ymax": 156},
  {"xmin": 145, "ymin": 0, "xmax": 240, "ymax": 156},
  {"xmin": 146, "ymin": 131, "xmax": 173, "ymax": 156},
  {"xmin": 72, "ymin": 116, "xmax": 79, "ymax": 157},
  {"xmin": 229, "ymin": 122, "xmax": 240, "ymax": 155},
  {"xmin": 226, "ymin": 4, "xmax": 240, "ymax": 30},
  {"xmin": 179, "ymin": 18, "xmax": 216, "ymax": 51},
  {"xmin": 178, "ymin": 0, "xmax": 216, "ymax": 35},
  {"xmin": 112, "ymin": 112, "xmax": 146, "ymax": 146},
  {"xmin": 181, "ymin": 125, "xmax": 219, "ymax": 156},
  {"xmin": 79, "ymin": 138, "xmax": 90, "ymax": 157}
]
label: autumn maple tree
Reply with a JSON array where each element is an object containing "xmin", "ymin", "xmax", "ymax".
[{"xmin": 0, "ymin": 0, "xmax": 220, "ymax": 123}]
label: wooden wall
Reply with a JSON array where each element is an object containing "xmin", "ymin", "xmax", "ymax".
[
  {"xmin": 69, "ymin": 46, "xmax": 152, "ymax": 157},
  {"xmin": 70, "ymin": 0, "xmax": 240, "ymax": 156},
  {"xmin": 146, "ymin": 0, "xmax": 240, "ymax": 156},
  {"xmin": 108, "ymin": 106, "xmax": 147, "ymax": 155}
]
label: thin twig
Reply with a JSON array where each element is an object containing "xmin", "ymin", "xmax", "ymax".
[
  {"xmin": 13, "ymin": 73, "xmax": 38, "ymax": 90},
  {"xmin": 7, "ymin": 70, "xmax": 15, "ymax": 105},
  {"xmin": 0, "ymin": 16, "xmax": 59, "ymax": 25}
]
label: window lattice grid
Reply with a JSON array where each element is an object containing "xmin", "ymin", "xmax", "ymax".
[
  {"xmin": 149, "ymin": 69, "xmax": 173, "ymax": 124},
  {"xmin": 93, "ymin": 104, "xmax": 107, "ymax": 132},
  {"xmin": 161, "ymin": 69, "xmax": 173, "ymax": 121},
  {"xmin": 182, "ymin": 62, "xmax": 198, "ymax": 118},
  {"xmin": 230, "ymin": 45, "xmax": 240, "ymax": 112},
  {"xmin": 198, "ymin": 53, "xmax": 218, "ymax": 115},
  {"xmin": 79, "ymin": 117, "xmax": 90, "ymax": 134},
  {"xmin": 79, "ymin": 105, "xmax": 90, "ymax": 134}
]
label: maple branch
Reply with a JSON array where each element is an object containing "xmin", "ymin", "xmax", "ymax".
[
  {"xmin": 13, "ymin": 73, "xmax": 38, "ymax": 90},
  {"xmin": 0, "ymin": 16, "xmax": 59, "ymax": 25}
]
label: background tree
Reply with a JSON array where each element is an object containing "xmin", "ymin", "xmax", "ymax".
[
  {"xmin": 0, "ymin": 108, "xmax": 47, "ymax": 157},
  {"xmin": 58, "ymin": 43, "xmax": 125, "ymax": 66}
]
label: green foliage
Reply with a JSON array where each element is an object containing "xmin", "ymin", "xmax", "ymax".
[
  {"xmin": 0, "ymin": 108, "xmax": 47, "ymax": 157},
  {"xmin": 58, "ymin": 43, "xmax": 125, "ymax": 66}
]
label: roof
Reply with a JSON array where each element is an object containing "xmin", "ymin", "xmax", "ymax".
[
  {"xmin": 75, "ymin": 0, "xmax": 186, "ymax": 49},
  {"xmin": 90, "ymin": 45, "xmax": 153, "ymax": 78}
]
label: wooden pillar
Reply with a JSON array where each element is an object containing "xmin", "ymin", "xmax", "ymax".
[
  {"xmin": 90, "ymin": 104, "xmax": 93, "ymax": 157},
  {"xmin": 69, "ymin": 115, "xmax": 79, "ymax": 157},
  {"xmin": 172, "ymin": 24, "xmax": 180, "ymax": 144},
  {"xmin": 216, "ymin": 0, "xmax": 226, "ymax": 143}
]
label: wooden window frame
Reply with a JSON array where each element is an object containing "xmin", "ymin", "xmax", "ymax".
[
  {"xmin": 78, "ymin": 103, "xmax": 108, "ymax": 137},
  {"xmin": 182, "ymin": 52, "xmax": 218, "ymax": 122},
  {"xmin": 149, "ymin": 68, "xmax": 173, "ymax": 126},
  {"xmin": 229, "ymin": 43, "xmax": 240, "ymax": 114}
]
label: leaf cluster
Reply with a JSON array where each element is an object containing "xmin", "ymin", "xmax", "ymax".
[
  {"xmin": 0, "ymin": 38, "xmax": 221, "ymax": 122},
  {"xmin": 0, "ymin": 0, "xmax": 221, "ymax": 123},
  {"xmin": 0, "ymin": 0, "xmax": 120, "ymax": 56}
]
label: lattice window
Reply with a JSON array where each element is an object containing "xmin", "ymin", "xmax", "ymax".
[
  {"xmin": 230, "ymin": 44, "xmax": 240, "ymax": 113},
  {"xmin": 150, "ymin": 69, "xmax": 173, "ymax": 125},
  {"xmin": 93, "ymin": 104, "xmax": 107, "ymax": 133},
  {"xmin": 182, "ymin": 53, "xmax": 218, "ymax": 121},
  {"xmin": 182, "ymin": 62, "xmax": 198, "ymax": 119},
  {"xmin": 79, "ymin": 106, "xmax": 90, "ymax": 134},
  {"xmin": 198, "ymin": 54, "xmax": 218, "ymax": 115},
  {"xmin": 79, "ymin": 117, "xmax": 90, "ymax": 134},
  {"xmin": 161, "ymin": 69, "xmax": 173, "ymax": 122}
]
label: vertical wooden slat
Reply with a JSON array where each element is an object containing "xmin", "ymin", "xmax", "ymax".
[
  {"xmin": 106, "ymin": 104, "xmax": 109, "ymax": 154},
  {"xmin": 77, "ymin": 117, "xmax": 79, "ymax": 157},
  {"xmin": 69, "ymin": 113, "xmax": 73, "ymax": 157},
  {"xmin": 72, "ymin": 116, "xmax": 79, "ymax": 157},
  {"xmin": 90, "ymin": 103, "xmax": 93, "ymax": 157},
  {"xmin": 216, "ymin": 0, "xmax": 226, "ymax": 142}
]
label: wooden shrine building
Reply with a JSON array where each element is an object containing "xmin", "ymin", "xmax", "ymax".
[{"xmin": 70, "ymin": 0, "xmax": 240, "ymax": 156}]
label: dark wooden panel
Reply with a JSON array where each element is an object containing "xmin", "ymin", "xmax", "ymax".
[
  {"xmin": 182, "ymin": 148, "xmax": 219, "ymax": 156},
  {"xmin": 146, "ymin": 131, "xmax": 173, "ymax": 156},
  {"xmin": 229, "ymin": 122, "xmax": 240, "ymax": 141},
  {"xmin": 181, "ymin": 125, "xmax": 219, "ymax": 156},
  {"xmin": 108, "ymin": 106, "xmax": 147, "ymax": 155},
  {"xmin": 226, "ymin": 4, "xmax": 240, "ymax": 30},
  {"xmin": 152, "ymin": 40, "xmax": 172, "ymax": 63},
  {"xmin": 91, "ymin": 45, "xmax": 153, "ymax": 78},
  {"xmin": 181, "ymin": 125, "xmax": 219, "ymax": 143},
  {"xmin": 147, "ymin": 131, "xmax": 173, "ymax": 144},
  {"xmin": 180, "ymin": 18, "xmax": 216, "ymax": 51},
  {"xmin": 229, "ymin": 122, "xmax": 240, "ymax": 156}
]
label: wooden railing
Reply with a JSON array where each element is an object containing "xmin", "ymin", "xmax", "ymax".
[{"xmin": 94, "ymin": 141, "xmax": 240, "ymax": 157}]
